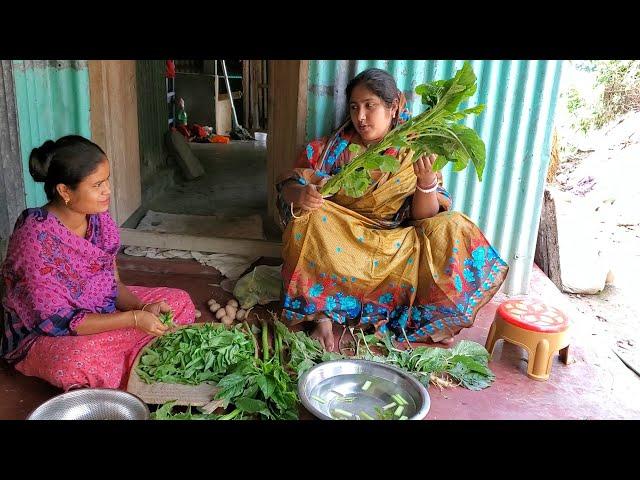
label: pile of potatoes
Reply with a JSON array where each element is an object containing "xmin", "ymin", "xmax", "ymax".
[{"xmin": 207, "ymin": 298, "xmax": 247, "ymax": 326}]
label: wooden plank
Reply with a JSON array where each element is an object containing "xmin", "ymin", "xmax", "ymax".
[
  {"xmin": 534, "ymin": 188, "xmax": 562, "ymax": 289},
  {"xmin": 242, "ymin": 59, "xmax": 250, "ymax": 128},
  {"xmin": 88, "ymin": 61, "xmax": 142, "ymax": 226},
  {"xmin": 218, "ymin": 91, "xmax": 242, "ymax": 101},
  {"xmin": 296, "ymin": 62, "xmax": 309, "ymax": 153},
  {"xmin": 166, "ymin": 130, "xmax": 205, "ymax": 179},
  {"xmin": 251, "ymin": 62, "xmax": 257, "ymax": 129},
  {"xmin": 261, "ymin": 60, "xmax": 269, "ymax": 128},
  {"xmin": 213, "ymin": 74, "xmax": 233, "ymax": 136},
  {"xmin": 136, "ymin": 61, "xmax": 174, "ymax": 205},
  {"xmin": 120, "ymin": 228, "xmax": 283, "ymax": 258},
  {"xmin": 546, "ymin": 129, "xmax": 561, "ymax": 183},
  {"xmin": 120, "ymin": 205, "xmax": 147, "ymax": 229},
  {"xmin": 116, "ymin": 62, "xmax": 142, "ymax": 225},
  {"xmin": 203, "ymin": 60, "xmax": 216, "ymax": 75},
  {"xmin": 257, "ymin": 61, "xmax": 261, "ymax": 128},
  {"xmin": 266, "ymin": 61, "xmax": 309, "ymax": 229}
]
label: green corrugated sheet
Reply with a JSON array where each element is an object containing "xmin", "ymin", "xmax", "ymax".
[{"xmin": 12, "ymin": 60, "xmax": 91, "ymax": 208}]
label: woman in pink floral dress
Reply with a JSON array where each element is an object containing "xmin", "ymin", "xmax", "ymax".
[{"xmin": 0, "ymin": 135, "xmax": 195, "ymax": 391}]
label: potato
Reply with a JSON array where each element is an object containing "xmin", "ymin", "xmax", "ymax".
[
  {"xmin": 236, "ymin": 309, "xmax": 246, "ymax": 320},
  {"xmin": 227, "ymin": 299, "xmax": 239, "ymax": 308},
  {"xmin": 195, "ymin": 309, "xmax": 202, "ymax": 319},
  {"xmin": 225, "ymin": 305, "xmax": 237, "ymax": 318},
  {"xmin": 207, "ymin": 299, "xmax": 216, "ymax": 306},
  {"xmin": 215, "ymin": 308, "xmax": 226, "ymax": 320},
  {"xmin": 221, "ymin": 315, "xmax": 234, "ymax": 326},
  {"xmin": 210, "ymin": 304, "xmax": 221, "ymax": 313}
]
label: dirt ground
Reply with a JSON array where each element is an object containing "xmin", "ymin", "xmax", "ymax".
[{"xmin": 553, "ymin": 110, "xmax": 640, "ymax": 376}]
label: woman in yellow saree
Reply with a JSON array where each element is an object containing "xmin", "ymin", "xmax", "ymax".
[{"xmin": 277, "ymin": 68, "xmax": 508, "ymax": 351}]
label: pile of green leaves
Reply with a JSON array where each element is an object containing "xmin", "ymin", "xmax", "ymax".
[
  {"xmin": 272, "ymin": 321, "xmax": 495, "ymax": 391},
  {"xmin": 211, "ymin": 320, "xmax": 299, "ymax": 420},
  {"xmin": 149, "ymin": 319, "xmax": 495, "ymax": 420},
  {"xmin": 320, "ymin": 61, "xmax": 486, "ymax": 198},
  {"xmin": 152, "ymin": 321, "xmax": 300, "ymax": 420},
  {"xmin": 136, "ymin": 322, "xmax": 255, "ymax": 385},
  {"xmin": 358, "ymin": 332, "xmax": 495, "ymax": 391}
]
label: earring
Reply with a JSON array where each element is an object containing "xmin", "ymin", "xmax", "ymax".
[{"xmin": 64, "ymin": 198, "xmax": 70, "ymax": 206}]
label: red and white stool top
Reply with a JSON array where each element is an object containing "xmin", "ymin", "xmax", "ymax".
[{"xmin": 496, "ymin": 299, "xmax": 569, "ymax": 333}]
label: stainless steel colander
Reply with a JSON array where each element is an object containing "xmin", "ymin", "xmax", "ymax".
[{"xmin": 27, "ymin": 388, "xmax": 150, "ymax": 420}]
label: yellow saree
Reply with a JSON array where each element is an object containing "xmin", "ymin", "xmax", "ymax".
[{"xmin": 277, "ymin": 125, "xmax": 508, "ymax": 343}]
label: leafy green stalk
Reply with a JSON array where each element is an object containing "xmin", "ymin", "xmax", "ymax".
[
  {"xmin": 261, "ymin": 320, "xmax": 270, "ymax": 362},
  {"xmin": 275, "ymin": 328, "xmax": 284, "ymax": 366},
  {"xmin": 159, "ymin": 311, "xmax": 175, "ymax": 328},
  {"xmin": 320, "ymin": 61, "xmax": 486, "ymax": 199},
  {"xmin": 243, "ymin": 321, "xmax": 259, "ymax": 360}
]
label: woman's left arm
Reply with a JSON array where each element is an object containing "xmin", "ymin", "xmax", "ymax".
[{"xmin": 411, "ymin": 153, "xmax": 440, "ymax": 220}]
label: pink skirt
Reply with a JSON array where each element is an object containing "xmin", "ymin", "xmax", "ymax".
[{"xmin": 14, "ymin": 286, "xmax": 196, "ymax": 391}]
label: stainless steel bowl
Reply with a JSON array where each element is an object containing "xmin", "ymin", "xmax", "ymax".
[
  {"xmin": 27, "ymin": 388, "xmax": 150, "ymax": 420},
  {"xmin": 298, "ymin": 359, "xmax": 430, "ymax": 420}
]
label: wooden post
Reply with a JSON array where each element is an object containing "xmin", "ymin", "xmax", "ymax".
[
  {"xmin": 534, "ymin": 188, "xmax": 562, "ymax": 289},
  {"xmin": 242, "ymin": 60, "xmax": 250, "ymax": 129},
  {"xmin": 88, "ymin": 60, "xmax": 142, "ymax": 226},
  {"xmin": 266, "ymin": 61, "xmax": 309, "ymax": 230}
]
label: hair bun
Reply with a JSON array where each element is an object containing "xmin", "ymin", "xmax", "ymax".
[{"xmin": 28, "ymin": 140, "xmax": 57, "ymax": 182}]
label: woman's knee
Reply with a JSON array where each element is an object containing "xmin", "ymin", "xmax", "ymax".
[
  {"xmin": 163, "ymin": 288, "xmax": 195, "ymax": 325},
  {"xmin": 168, "ymin": 288, "xmax": 195, "ymax": 309},
  {"xmin": 414, "ymin": 211, "xmax": 465, "ymax": 235}
]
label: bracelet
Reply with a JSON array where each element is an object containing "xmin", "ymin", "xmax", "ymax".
[
  {"xmin": 290, "ymin": 202, "xmax": 302, "ymax": 219},
  {"xmin": 141, "ymin": 303, "xmax": 150, "ymax": 312},
  {"xmin": 416, "ymin": 177, "xmax": 439, "ymax": 194},
  {"xmin": 416, "ymin": 184, "xmax": 438, "ymax": 194},
  {"xmin": 418, "ymin": 176, "xmax": 438, "ymax": 189},
  {"xmin": 132, "ymin": 310, "xmax": 138, "ymax": 328}
]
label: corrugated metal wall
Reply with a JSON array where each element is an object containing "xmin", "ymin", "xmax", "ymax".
[
  {"xmin": 136, "ymin": 60, "xmax": 174, "ymax": 205},
  {"xmin": 306, "ymin": 60, "xmax": 564, "ymax": 295},
  {"xmin": 12, "ymin": 60, "xmax": 91, "ymax": 208},
  {"xmin": 0, "ymin": 60, "xmax": 25, "ymax": 262}
]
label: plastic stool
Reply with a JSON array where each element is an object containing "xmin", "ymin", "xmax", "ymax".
[{"xmin": 485, "ymin": 299, "xmax": 570, "ymax": 381}]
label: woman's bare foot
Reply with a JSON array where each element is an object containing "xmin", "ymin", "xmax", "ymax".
[
  {"xmin": 311, "ymin": 319, "xmax": 335, "ymax": 351},
  {"xmin": 425, "ymin": 336, "xmax": 455, "ymax": 346}
]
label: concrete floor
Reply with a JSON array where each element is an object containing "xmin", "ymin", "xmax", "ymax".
[
  {"xmin": 2, "ymin": 254, "xmax": 639, "ymax": 420},
  {"xmin": 146, "ymin": 142, "xmax": 267, "ymax": 218},
  {"xmin": 137, "ymin": 141, "xmax": 281, "ymax": 241}
]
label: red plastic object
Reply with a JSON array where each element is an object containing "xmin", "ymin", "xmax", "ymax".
[
  {"xmin": 166, "ymin": 60, "xmax": 176, "ymax": 79},
  {"xmin": 176, "ymin": 125, "xmax": 191, "ymax": 139},
  {"xmin": 210, "ymin": 135, "xmax": 231, "ymax": 144},
  {"xmin": 496, "ymin": 299, "xmax": 569, "ymax": 333}
]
